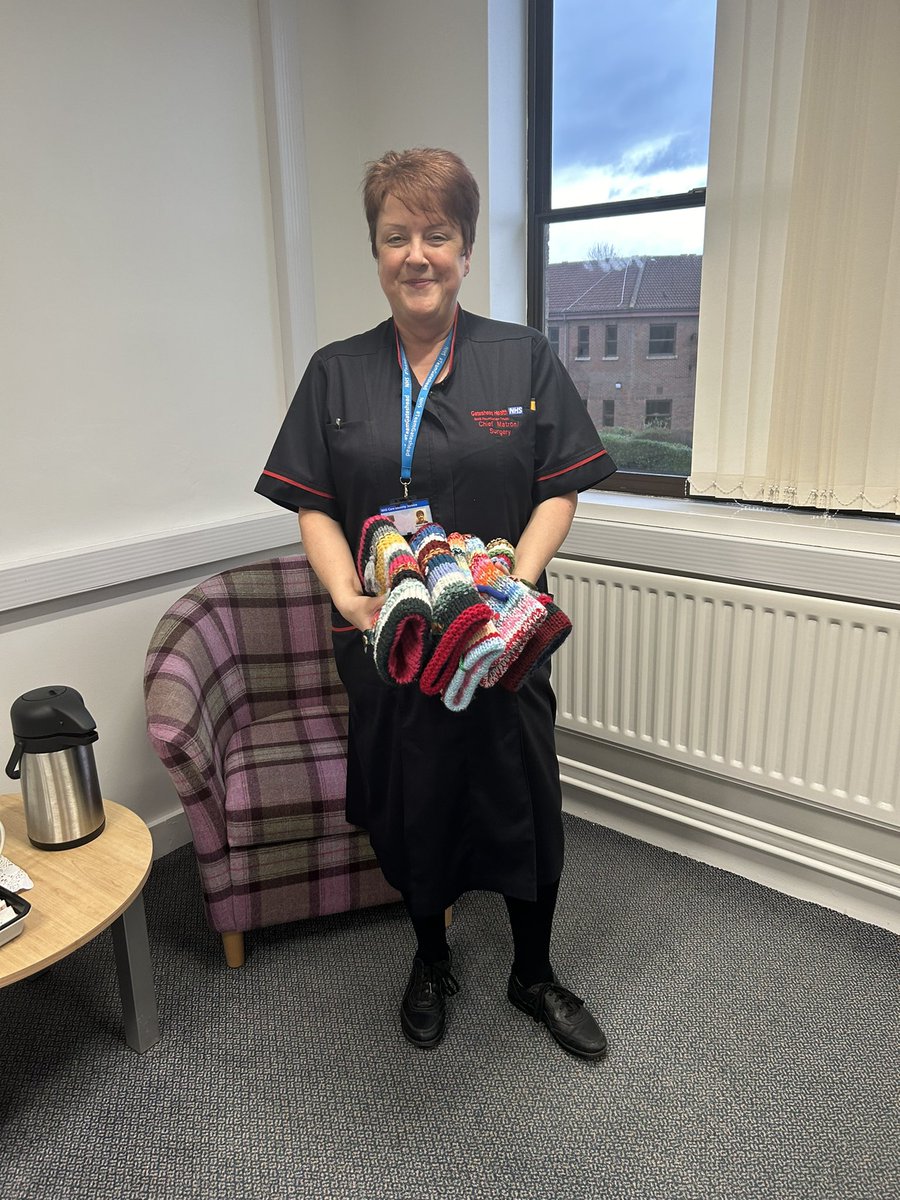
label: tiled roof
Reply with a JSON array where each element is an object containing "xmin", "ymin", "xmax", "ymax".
[{"xmin": 547, "ymin": 255, "xmax": 701, "ymax": 316}]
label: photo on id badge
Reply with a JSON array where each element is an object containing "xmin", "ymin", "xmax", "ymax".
[{"xmin": 379, "ymin": 499, "xmax": 433, "ymax": 536}]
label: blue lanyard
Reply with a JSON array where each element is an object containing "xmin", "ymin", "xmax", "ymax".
[{"xmin": 398, "ymin": 319, "xmax": 455, "ymax": 498}]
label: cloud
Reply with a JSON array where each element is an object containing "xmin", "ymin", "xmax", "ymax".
[
  {"xmin": 552, "ymin": 154, "xmax": 707, "ymax": 210},
  {"xmin": 551, "ymin": 0, "xmax": 717, "ymax": 177},
  {"xmin": 547, "ymin": 205, "xmax": 706, "ymax": 263}
]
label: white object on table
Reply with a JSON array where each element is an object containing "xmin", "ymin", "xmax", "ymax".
[{"xmin": 0, "ymin": 855, "xmax": 34, "ymax": 892}]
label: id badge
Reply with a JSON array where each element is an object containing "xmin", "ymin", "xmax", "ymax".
[{"xmin": 379, "ymin": 498, "xmax": 433, "ymax": 537}]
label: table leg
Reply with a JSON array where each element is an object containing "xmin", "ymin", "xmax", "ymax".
[{"xmin": 110, "ymin": 892, "xmax": 160, "ymax": 1053}]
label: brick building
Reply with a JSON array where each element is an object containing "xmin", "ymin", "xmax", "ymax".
[{"xmin": 546, "ymin": 255, "xmax": 701, "ymax": 441}]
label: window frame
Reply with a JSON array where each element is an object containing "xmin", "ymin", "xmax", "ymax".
[
  {"xmin": 526, "ymin": 0, "xmax": 706, "ymax": 499},
  {"xmin": 645, "ymin": 397, "xmax": 673, "ymax": 428},
  {"xmin": 648, "ymin": 323, "xmax": 677, "ymax": 357}
]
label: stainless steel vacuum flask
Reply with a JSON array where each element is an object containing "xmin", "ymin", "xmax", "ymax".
[{"xmin": 5, "ymin": 686, "xmax": 106, "ymax": 850}]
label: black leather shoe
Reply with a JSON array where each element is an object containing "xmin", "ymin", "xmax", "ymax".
[
  {"xmin": 401, "ymin": 957, "xmax": 460, "ymax": 1049},
  {"xmin": 507, "ymin": 971, "xmax": 608, "ymax": 1060}
]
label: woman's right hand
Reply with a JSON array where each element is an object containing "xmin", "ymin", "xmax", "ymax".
[{"xmin": 335, "ymin": 592, "xmax": 385, "ymax": 633}]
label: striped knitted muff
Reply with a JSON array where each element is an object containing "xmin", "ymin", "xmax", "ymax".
[
  {"xmin": 482, "ymin": 538, "xmax": 573, "ymax": 690},
  {"xmin": 410, "ymin": 523, "xmax": 499, "ymax": 703},
  {"xmin": 357, "ymin": 515, "xmax": 431, "ymax": 685},
  {"xmin": 465, "ymin": 535, "xmax": 548, "ymax": 688},
  {"xmin": 438, "ymin": 532, "xmax": 505, "ymax": 710}
]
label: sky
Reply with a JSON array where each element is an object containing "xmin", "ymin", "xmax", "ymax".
[{"xmin": 548, "ymin": 0, "xmax": 717, "ymax": 262}]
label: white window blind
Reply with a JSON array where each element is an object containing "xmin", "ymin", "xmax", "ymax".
[{"xmin": 690, "ymin": 0, "xmax": 900, "ymax": 515}]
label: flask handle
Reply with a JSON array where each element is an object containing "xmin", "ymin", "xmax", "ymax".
[{"xmin": 5, "ymin": 742, "xmax": 22, "ymax": 780}]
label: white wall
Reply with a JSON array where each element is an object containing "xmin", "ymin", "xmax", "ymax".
[
  {"xmin": 296, "ymin": 0, "xmax": 524, "ymax": 345},
  {"xmin": 0, "ymin": 0, "xmax": 283, "ymax": 564}
]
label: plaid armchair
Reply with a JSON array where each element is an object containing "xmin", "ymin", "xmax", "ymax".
[{"xmin": 144, "ymin": 557, "xmax": 400, "ymax": 967}]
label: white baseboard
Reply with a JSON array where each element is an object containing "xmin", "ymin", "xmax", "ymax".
[
  {"xmin": 146, "ymin": 806, "xmax": 192, "ymax": 861},
  {"xmin": 560, "ymin": 757, "xmax": 900, "ymax": 935}
]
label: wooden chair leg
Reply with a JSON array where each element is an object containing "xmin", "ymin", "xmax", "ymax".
[
  {"xmin": 221, "ymin": 930, "xmax": 245, "ymax": 968},
  {"xmin": 444, "ymin": 905, "xmax": 453, "ymax": 929}
]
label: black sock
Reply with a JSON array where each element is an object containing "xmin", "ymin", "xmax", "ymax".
[
  {"xmin": 503, "ymin": 878, "xmax": 560, "ymax": 987},
  {"xmin": 404, "ymin": 903, "xmax": 450, "ymax": 965}
]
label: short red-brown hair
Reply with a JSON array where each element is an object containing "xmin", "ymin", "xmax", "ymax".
[{"xmin": 362, "ymin": 148, "xmax": 480, "ymax": 258}]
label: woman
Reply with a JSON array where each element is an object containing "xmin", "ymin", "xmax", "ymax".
[{"xmin": 256, "ymin": 149, "xmax": 616, "ymax": 1058}]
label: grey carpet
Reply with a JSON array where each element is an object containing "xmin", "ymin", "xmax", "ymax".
[{"xmin": 1, "ymin": 813, "xmax": 898, "ymax": 1200}]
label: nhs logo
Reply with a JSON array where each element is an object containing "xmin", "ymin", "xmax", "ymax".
[{"xmin": 508, "ymin": 406, "xmax": 523, "ymax": 415}]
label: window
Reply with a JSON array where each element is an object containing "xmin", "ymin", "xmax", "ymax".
[
  {"xmin": 576, "ymin": 325, "xmax": 590, "ymax": 359},
  {"xmin": 602, "ymin": 398, "xmax": 615, "ymax": 427},
  {"xmin": 645, "ymin": 398, "xmax": 672, "ymax": 428},
  {"xmin": 528, "ymin": 0, "xmax": 716, "ymax": 495},
  {"xmin": 648, "ymin": 323, "xmax": 676, "ymax": 356},
  {"xmin": 548, "ymin": 324, "xmax": 560, "ymax": 355}
]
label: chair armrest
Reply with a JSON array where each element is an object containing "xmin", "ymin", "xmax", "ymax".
[{"xmin": 145, "ymin": 721, "xmax": 228, "ymax": 856}]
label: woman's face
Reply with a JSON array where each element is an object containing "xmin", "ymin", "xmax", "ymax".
[{"xmin": 375, "ymin": 193, "xmax": 470, "ymax": 338}]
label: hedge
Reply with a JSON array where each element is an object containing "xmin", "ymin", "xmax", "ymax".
[{"xmin": 600, "ymin": 429, "xmax": 692, "ymax": 475}]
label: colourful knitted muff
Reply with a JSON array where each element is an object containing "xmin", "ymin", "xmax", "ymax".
[
  {"xmin": 357, "ymin": 515, "xmax": 431, "ymax": 685},
  {"xmin": 410, "ymin": 523, "xmax": 499, "ymax": 701},
  {"xmin": 483, "ymin": 539, "xmax": 573, "ymax": 691},
  {"xmin": 438, "ymin": 532, "xmax": 506, "ymax": 710},
  {"xmin": 465, "ymin": 535, "xmax": 548, "ymax": 687},
  {"xmin": 499, "ymin": 591, "xmax": 572, "ymax": 690}
]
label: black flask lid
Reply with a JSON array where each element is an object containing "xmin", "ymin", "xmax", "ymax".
[
  {"xmin": 10, "ymin": 686, "xmax": 98, "ymax": 741},
  {"xmin": 6, "ymin": 687, "xmax": 99, "ymax": 783}
]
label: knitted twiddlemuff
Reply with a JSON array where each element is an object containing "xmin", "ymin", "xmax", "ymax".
[
  {"xmin": 482, "ymin": 538, "xmax": 573, "ymax": 690},
  {"xmin": 442, "ymin": 624, "xmax": 506, "ymax": 711},
  {"xmin": 466, "ymin": 536, "xmax": 548, "ymax": 687},
  {"xmin": 499, "ymin": 592, "xmax": 572, "ymax": 690},
  {"xmin": 411, "ymin": 523, "xmax": 499, "ymax": 701},
  {"xmin": 357, "ymin": 515, "xmax": 431, "ymax": 685},
  {"xmin": 434, "ymin": 532, "xmax": 505, "ymax": 709},
  {"xmin": 357, "ymin": 515, "xmax": 422, "ymax": 593}
]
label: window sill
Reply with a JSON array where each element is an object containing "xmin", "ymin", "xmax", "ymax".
[
  {"xmin": 646, "ymin": 354, "xmax": 677, "ymax": 360},
  {"xmin": 601, "ymin": 356, "xmax": 619, "ymax": 361},
  {"xmin": 574, "ymin": 356, "xmax": 591, "ymax": 362},
  {"xmin": 561, "ymin": 492, "xmax": 900, "ymax": 607}
]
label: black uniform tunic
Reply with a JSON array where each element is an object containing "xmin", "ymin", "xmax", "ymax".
[{"xmin": 255, "ymin": 308, "xmax": 615, "ymax": 914}]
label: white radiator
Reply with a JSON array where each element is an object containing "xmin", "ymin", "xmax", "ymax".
[{"xmin": 548, "ymin": 560, "xmax": 900, "ymax": 827}]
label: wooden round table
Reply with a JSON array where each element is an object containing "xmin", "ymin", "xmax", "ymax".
[{"xmin": 0, "ymin": 793, "xmax": 159, "ymax": 1052}]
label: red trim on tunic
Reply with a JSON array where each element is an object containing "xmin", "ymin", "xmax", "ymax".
[
  {"xmin": 331, "ymin": 624, "xmax": 356, "ymax": 633},
  {"xmin": 536, "ymin": 449, "xmax": 608, "ymax": 483},
  {"xmin": 262, "ymin": 469, "xmax": 335, "ymax": 500}
]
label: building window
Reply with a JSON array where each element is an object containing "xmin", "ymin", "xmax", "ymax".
[
  {"xmin": 602, "ymin": 398, "xmax": 615, "ymax": 427},
  {"xmin": 576, "ymin": 325, "xmax": 590, "ymax": 359},
  {"xmin": 648, "ymin": 323, "xmax": 676, "ymax": 356},
  {"xmin": 528, "ymin": 0, "xmax": 715, "ymax": 494},
  {"xmin": 645, "ymin": 398, "xmax": 672, "ymax": 428},
  {"xmin": 548, "ymin": 324, "xmax": 560, "ymax": 355}
]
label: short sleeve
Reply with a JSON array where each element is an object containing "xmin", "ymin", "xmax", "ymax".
[
  {"xmin": 254, "ymin": 353, "xmax": 340, "ymax": 519},
  {"xmin": 531, "ymin": 335, "xmax": 616, "ymax": 504}
]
